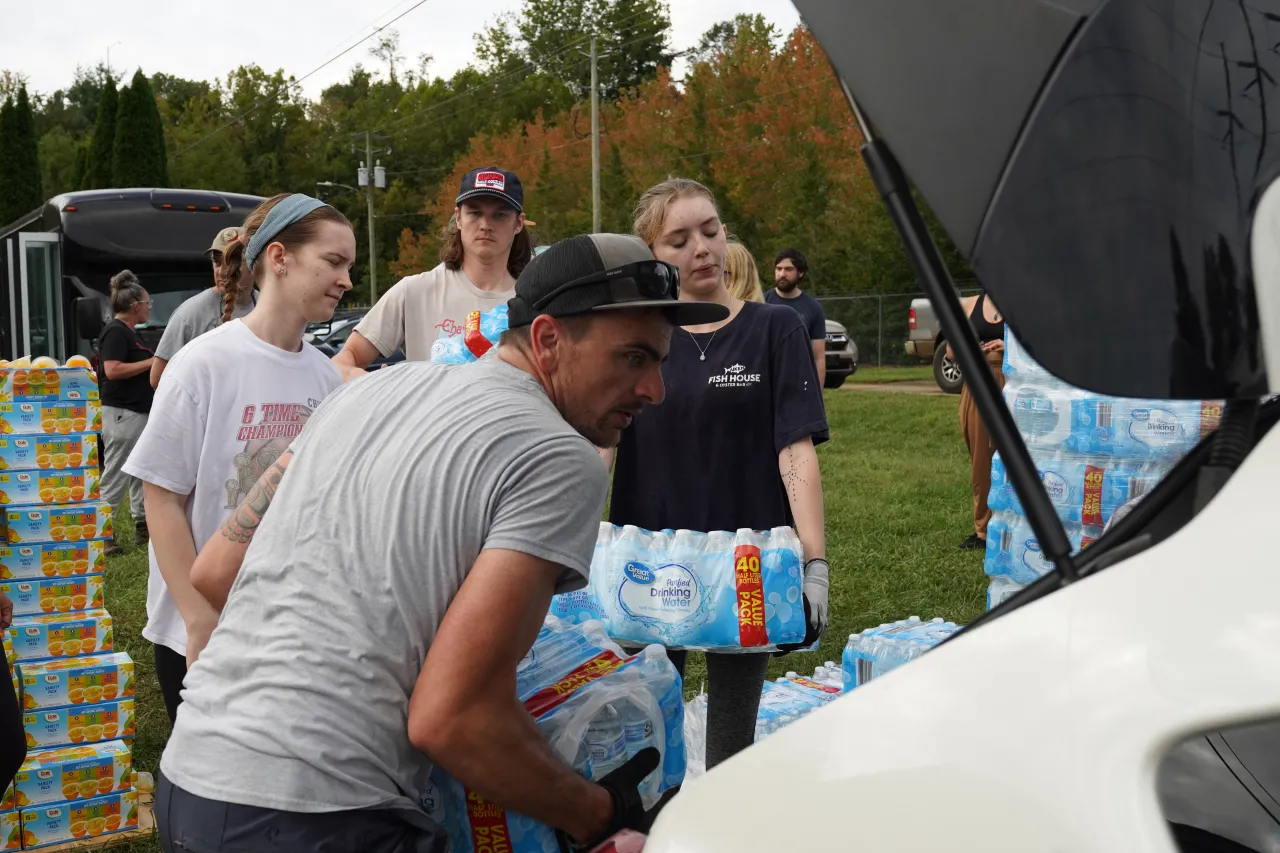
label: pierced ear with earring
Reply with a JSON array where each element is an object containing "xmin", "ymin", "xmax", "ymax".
[{"xmin": 276, "ymin": 266, "xmax": 286, "ymax": 276}]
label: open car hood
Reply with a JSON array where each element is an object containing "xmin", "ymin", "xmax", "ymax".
[{"xmin": 794, "ymin": 0, "xmax": 1280, "ymax": 400}]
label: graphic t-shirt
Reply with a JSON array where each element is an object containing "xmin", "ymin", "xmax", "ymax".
[
  {"xmin": 97, "ymin": 320, "xmax": 154, "ymax": 413},
  {"xmin": 610, "ymin": 300, "xmax": 829, "ymax": 533},
  {"xmin": 160, "ymin": 353, "xmax": 607, "ymax": 818},
  {"xmin": 765, "ymin": 288, "xmax": 826, "ymax": 341},
  {"xmin": 355, "ymin": 264, "xmax": 515, "ymax": 362},
  {"xmin": 122, "ymin": 320, "xmax": 341, "ymax": 656},
  {"xmin": 155, "ymin": 287, "xmax": 258, "ymax": 362}
]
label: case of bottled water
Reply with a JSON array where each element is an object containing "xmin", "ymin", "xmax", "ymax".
[
  {"xmin": 429, "ymin": 305, "xmax": 510, "ymax": 364},
  {"xmin": 753, "ymin": 665, "xmax": 845, "ymax": 742},
  {"xmin": 549, "ymin": 524, "xmax": 807, "ymax": 651},
  {"xmin": 422, "ymin": 616, "xmax": 685, "ymax": 853},
  {"xmin": 985, "ymin": 331, "xmax": 1221, "ymax": 606},
  {"xmin": 840, "ymin": 617, "xmax": 963, "ymax": 691}
]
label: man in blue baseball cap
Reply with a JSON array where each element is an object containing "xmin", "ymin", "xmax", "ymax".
[{"xmin": 333, "ymin": 165, "xmax": 536, "ymax": 381}]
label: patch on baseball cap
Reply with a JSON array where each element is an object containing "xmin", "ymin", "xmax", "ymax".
[
  {"xmin": 456, "ymin": 166, "xmax": 524, "ymax": 213},
  {"xmin": 207, "ymin": 226, "xmax": 243, "ymax": 257}
]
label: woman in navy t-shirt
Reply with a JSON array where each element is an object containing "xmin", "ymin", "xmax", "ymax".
[{"xmin": 608, "ymin": 178, "xmax": 831, "ymax": 768}]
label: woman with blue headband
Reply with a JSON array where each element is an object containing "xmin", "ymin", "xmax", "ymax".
[{"xmin": 122, "ymin": 193, "xmax": 354, "ymax": 726}]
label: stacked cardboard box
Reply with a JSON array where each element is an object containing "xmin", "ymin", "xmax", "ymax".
[{"xmin": 0, "ymin": 364, "xmax": 141, "ymax": 848}]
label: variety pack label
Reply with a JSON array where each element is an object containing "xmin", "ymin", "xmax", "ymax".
[
  {"xmin": 0, "ymin": 401, "xmax": 101, "ymax": 436},
  {"xmin": 21, "ymin": 698, "xmax": 135, "ymax": 749},
  {"xmin": 0, "ymin": 469, "xmax": 100, "ymax": 507},
  {"xmin": 1, "ymin": 741, "xmax": 132, "ymax": 811},
  {"xmin": 0, "ymin": 541, "xmax": 106, "ymax": 581},
  {"xmin": 1, "ymin": 576, "xmax": 103, "ymax": 618},
  {"xmin": 5, "ymin": 503, "xmax": 112, "ymax": 545},
  {"xmin": 7, "ymin": 610, "xmax": 113, "ymax": 661},
  {"xmin": 0, "ymin": 434, "xmax": 97, "ymax": 472},
  {"xmin": 18, "ymin": 653, "xmax": 133, "ymax": 711},
  {"xmin": 18, "ymin": 788, "xmax": 139, "ymax": 849},
  {"xmin": 0, "ymin": 368, "xmax": 99, "ymax": 405}
]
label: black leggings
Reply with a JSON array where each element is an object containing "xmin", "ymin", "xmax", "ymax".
[
  {"xmin": 0, "ymin": 668, "xmax": 26, "ymax": 792},
  {"xmin": 154, "ymin": 643, "xmax": 187, "ymax": 727},
  {"xmin": 629, "ymin": 648, "xmax": 769, "ymax": 770}
]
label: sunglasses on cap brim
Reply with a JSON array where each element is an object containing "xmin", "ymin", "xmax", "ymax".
[{"xmin": 532, "ymin": 259, "xmax": 680, "ymax": 311}]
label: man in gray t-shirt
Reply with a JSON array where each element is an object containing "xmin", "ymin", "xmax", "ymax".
[
  {"xmin": 158, "ymin": 235, "xmax": 728, "ymax": 853},
  {"xmin": 150, "ymin": 226, "xmax": 257, "ymax": 388}
]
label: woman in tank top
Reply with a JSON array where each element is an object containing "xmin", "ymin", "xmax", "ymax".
[{"xmin": 949, "ymin": 291, "xmax": 1007, "ymax": 550}]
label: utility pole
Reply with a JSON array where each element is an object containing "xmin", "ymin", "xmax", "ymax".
[
  {"xmin": 590, "ymin": 34, "xmax": 601, "ymax": 233},
  {"xmin": 364, "ymin": 132, "xmax": 378, "ymax": 303}
]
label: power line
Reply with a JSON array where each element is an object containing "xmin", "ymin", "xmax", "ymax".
[
  {"xmin": 368, "ymin": 10, "xmax": 667, "ymax": 139},
  {"xmin": 172, "ymin": 0, "xmax": 436, "ymax": 159}
]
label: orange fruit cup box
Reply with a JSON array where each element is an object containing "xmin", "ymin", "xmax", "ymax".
[
  {"xmin": 21, "ymin": 698, "xmax": 134, "ymax": 750},
  {"xmin": 0, "ymin": 808, "xmax": 19, "ymax": 849},
  {"xmin": 17, "ymin": 652, "xmax": 133, "ymax": 712},
  {"xmin": 0, "ymin": 540, "xmax": 106, "ymax": 581},
  {"xmin": 3, "ymin": 503, "xmax": 112, "ymax": 545},
  {"xmin": 0, "ymin": 469, "xmax": 100, "ymax": 507},
  {"xmin": 3, "ymin": 741, "xmax": 131, "ymax": 812},
  {"xmin": 2, "ymin": 575, "xmax": 103, "ymax": 619},
  {"xmin": 0, "ymin": 401, "xmax": 101, "ymax": 437},
  {"xmin": 18, "ymin": 787, "xmax": 139, "ymax": 848},
  {"xmin": 6, "ymin": 610, "xmax": 113, "ymax": 662},
  {"xmin": 0, "ymin": 434, "xmax": 97, "ymax": 473},
  {"xmin": 0, "ymin": 368, "xmax": 99, "ymax": 406}
]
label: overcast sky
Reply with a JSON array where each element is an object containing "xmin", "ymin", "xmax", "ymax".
[{"xmin": 4, "ymin": 0, "xmax": 801, "ymax": 99}]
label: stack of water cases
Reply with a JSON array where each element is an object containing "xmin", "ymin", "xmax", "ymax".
[
  {"xmin": 840, "ymin": 616, "xmax": 962, "ymax": 691},
  {"xmin": 753, "ymin": 663, "xmax": 843, "ymax": 743},
  {"xmin": 984, "ymin": 333, "xmax": 1222, "ymax": 608},
  {"xmin": 0, "ymin": 359, "xmax": 140, "ymax": 849},
  {"xmin": 422, "ymin": 616, "xmax": 684, "ymax": 853}
]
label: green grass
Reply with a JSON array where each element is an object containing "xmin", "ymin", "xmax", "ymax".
[
  {"xmin": 847, "ymin": 365, "xmax": 935, "ymax": 384},
  {"xmin": 95, "ymin": 388, "xmax": 980, "ymax": 851}
]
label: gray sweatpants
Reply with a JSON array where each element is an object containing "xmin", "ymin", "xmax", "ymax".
[{"xmin": 101, "ymin": 406, "xmax": 146, "ymax": 522}]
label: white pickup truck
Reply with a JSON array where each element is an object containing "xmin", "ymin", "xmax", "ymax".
[{"xmin": 904, "ymin": 296, "xmax": 963, "ymax": 393}]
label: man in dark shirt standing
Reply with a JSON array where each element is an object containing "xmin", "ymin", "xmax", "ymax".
[{"xmin": 765, "ymin": 248, "xmax": 826, "ymax": 386}]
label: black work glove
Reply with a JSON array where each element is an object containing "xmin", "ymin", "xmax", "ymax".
[{"xmin": 557, "ymin": 747, "xmax": 662, "ymax": 853}]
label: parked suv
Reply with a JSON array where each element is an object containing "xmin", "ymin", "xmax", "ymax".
[
  {"xmin": 824, "ymin": 319, "xmax": 858, "ymax": 389},
  {"xmin": 906, "ymin": 297, "xmax": 963, "ymax": 394}
]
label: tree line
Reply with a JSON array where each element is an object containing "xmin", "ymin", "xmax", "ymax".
[{"xmin": 0, "ymin": 0, "xmax": 969, "ymax": 308}]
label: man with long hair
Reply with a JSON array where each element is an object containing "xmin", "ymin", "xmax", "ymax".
[{"xmin": 333, "ymin": 166, "xmax": 535, "ymax": 382}]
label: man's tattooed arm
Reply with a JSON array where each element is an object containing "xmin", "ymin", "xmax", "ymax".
[
  {"xmin": 222, "ymin": 453, "xmax": 292, "ymax": 544},
  {"xmin": 192, "ymin": 451, "xmax": 294, "ymax": 611}
]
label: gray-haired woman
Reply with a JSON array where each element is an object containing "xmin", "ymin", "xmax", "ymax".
[{"xmin": 97, "ymin": 270, "xmax": 155, "ymax": 555}]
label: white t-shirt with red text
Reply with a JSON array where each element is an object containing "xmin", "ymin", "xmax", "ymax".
[{"xmin": 123, "ymin": 319, "xmax": 341, "ymax": 656}]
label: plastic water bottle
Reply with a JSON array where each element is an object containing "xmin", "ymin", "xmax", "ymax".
[
  {"xmin": 619, "ymin": 699, "xmax": 658, "ymax": 802},
  {"xmin": 587, "ymin": 704, "xmax": 626, "ymax": 779}
]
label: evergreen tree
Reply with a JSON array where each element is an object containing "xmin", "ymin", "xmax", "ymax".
[
  {"xmin": 112, "ymin": 71, "xmax": 167, "ymax": 187},
  {"xmin": 0, "ymin": 88, "xmax": 43, "ymax": 225},
  {"xmin": 89, "ymin": 76, "xmax": 118, "ymax": 188}
]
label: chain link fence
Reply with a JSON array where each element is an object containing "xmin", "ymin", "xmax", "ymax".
[{"xmin": 817, "ymin": 285, "xmax": 981, "ymax": 368}]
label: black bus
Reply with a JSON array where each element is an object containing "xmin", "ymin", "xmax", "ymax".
[{"xmin": 0, "ymin": 188, "xmax": 264, "ymax": 362}]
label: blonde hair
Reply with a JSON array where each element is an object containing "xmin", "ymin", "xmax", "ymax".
[
  {"xmin": 632, "ymin": 177, "xmax": 720, "ymax": 247},
  {"xmin": 724, "ymin": 241, "xmax": 763, "ymax": 303}
]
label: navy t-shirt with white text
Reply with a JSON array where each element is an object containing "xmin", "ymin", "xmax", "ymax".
[
  {"xmin": 609, "ymin": 300, "xmax": 829, "ymax": 533},
  {"xmin": 765, "ymin": 288, "xmax": 826, "ymax": 341}
]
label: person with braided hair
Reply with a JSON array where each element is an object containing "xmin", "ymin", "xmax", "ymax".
[
  {"xmin": 150, "ymin": 227, "xmax": 258, "ymax": 388},
  {"xmin": 122, "ymin": 193, "xmax": 351, "ymax": 725}
]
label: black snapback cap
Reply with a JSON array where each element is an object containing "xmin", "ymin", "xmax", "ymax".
[{"xmin": 507, "ymin": 234, "xmax": 729, "ymax": 329}]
